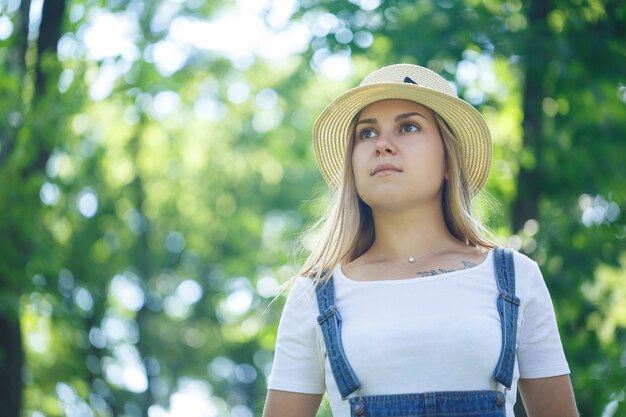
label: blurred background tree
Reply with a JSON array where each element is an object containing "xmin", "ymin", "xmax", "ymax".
[{"xmin": 0, "ymin": 0, "xmax": 624, "ymax": 416}]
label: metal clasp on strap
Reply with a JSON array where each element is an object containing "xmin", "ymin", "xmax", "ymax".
[
  {"xmin": 495, "ymin": 382, "xmax": 507, "ymax": 406},
  {"xmin": 317, "ymin": 305, "xmax": 338, "ymax": 324},
  {"xmin": 500, "ymin": 291, "xmax": 520, "ymax": 306},
  {"xmin": 343, "ymin": 384, "xmax": 361, "ymax": 401},
  {"xmin": 349, "ymin": 396, "xmax": 365, "ymax": 416}
]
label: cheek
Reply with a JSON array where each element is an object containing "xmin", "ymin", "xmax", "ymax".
[
  {"xmin": 351, "ymin": 146, "xmax": 366, "ymax": 181},
  {"xmin": 350, "ymin": 147, "xmax": 370, "ymax": 200},
  {"xmin": 433, "ymin": 145, "xmax": 446, "ymax": 169},
  {"xmin": 424, "ymin": 140, "xmax": 446, "ymax": 173},
  {"xmin": 438, "ymin": 145, "xmax": 448, "ymax": 176}
]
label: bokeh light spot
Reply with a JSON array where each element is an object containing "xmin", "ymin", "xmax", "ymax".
[
  {"xmin": 40, "ymin": 182, "xmax": 61, "ymax": 206},
  {"xmin": 77, "ymin": 188, "xmax": 98, "ymax": 218}
]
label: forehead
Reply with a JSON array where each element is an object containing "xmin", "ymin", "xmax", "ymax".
[{"xmin": 357, "ymin": 99, "xmax": 434, "ymax": 120}]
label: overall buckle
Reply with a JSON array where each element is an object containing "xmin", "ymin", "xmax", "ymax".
[{"xmin": 495, "ymin": 382, "xmax": 507, "ymax": 406}]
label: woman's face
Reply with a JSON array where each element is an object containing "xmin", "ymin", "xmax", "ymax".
[{"xmin": 351, "ymin": 99, "xmax": 447, "ymax": 211}]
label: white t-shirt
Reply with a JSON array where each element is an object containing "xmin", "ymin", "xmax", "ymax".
[{"xmin": 267, "ymin": 250, "xmax": 570, "ymax": 417}]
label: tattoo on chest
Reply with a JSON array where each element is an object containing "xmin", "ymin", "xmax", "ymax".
[{"xmin": 415, "ymin": 260, "xmax": 478, "ymax": 277}]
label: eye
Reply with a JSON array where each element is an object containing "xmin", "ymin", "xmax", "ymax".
[
  {"xmin": 358, "ymin": 128, "xmax": 377, "ymax": 140},
  {"xmin": 401, "ymin": 123, "xmax": 420, "ymax": 133}
]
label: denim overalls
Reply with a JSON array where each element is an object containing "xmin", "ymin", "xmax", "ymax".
[{"xmin": 315, "ymin": 248, "xmax": 520, "ymax": 417}]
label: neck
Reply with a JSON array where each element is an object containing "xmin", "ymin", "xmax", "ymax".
[{"xmin": 367, "ymin": 201, "xmax": 461, "ymax": 261}]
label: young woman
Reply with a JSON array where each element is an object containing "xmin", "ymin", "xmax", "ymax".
[{"xmin": 262, "ymin": 64, "xmax": 578, "ymax": 417}]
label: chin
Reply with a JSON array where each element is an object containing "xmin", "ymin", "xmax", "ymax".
[
  {"xmin": 362, "ymin": 191, "xmax": 414, "ymax": 209},
  {"xmin": 360, "ymin": 188, "xmax": 441, "ymax": 211}
]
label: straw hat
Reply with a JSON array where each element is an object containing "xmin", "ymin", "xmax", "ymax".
[{"xmin": 312, "ymin": 63, "xmax": 492, "ymax": 195}]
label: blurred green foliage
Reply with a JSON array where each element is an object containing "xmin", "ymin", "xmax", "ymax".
[{"xmin": 0, "ymin": 0, "xmax": 625, "ymax": 416}]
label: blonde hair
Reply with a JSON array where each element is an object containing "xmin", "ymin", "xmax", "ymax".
[{"xmin": 298, "ymin": 108, "xmax": 497, "ymax": 287}]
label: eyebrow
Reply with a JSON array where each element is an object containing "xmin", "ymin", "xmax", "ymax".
[
  {"xmin": 396, "ymin": 112, "xmax": 429, "ymax": 122},
  {"xmin": 356, "ymin": 111, "xmax": 429, "ymax": 125}
]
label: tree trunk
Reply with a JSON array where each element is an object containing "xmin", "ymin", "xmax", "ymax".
[
  {"xmin": 512, "ymin": 0, "xmax": 552, "ymax": 232},
  {"xmin": 512, "ymin": 5, "xmax": 552, "ymax": 412},
  {"xmin": 28, "ymin": 0, "xmax": 67, "ymax": 173},
  {"xmin": 0, "ymin": 1, "xmax": 67, "ymax": 415},
  {"xmin": 0, "ymin": 0, "xmax": 32, "ymax": 166},
  {"xmin": 35, "ymin": 0, "xmax": 66, "ymax": 97},
  {"xmin": 131, "ymin": 119, "xmax": 158, "ymax": 412},
  {"xmin": 0, "ymin": 313, "xmax": 23, "ymax": 417}
]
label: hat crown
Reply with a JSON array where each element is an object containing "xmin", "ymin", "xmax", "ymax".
[{"xmin": 359, "ymin": 64, "xmax": 456, "ymax": 97}]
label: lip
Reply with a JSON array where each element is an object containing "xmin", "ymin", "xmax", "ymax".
[{"xmin": 371, "ymin": 163, "xmax": 402, "ymax": 176}]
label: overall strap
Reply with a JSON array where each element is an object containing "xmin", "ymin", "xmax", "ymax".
[
  {"xmin": 491, "ymin": 248, "xmax": 521, "ymax": 390},
  {"xmin": 315, "ymin": 274, "xmax": 361, "ymax": 399}
]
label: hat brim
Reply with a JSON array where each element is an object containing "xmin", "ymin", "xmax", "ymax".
[{"xmin": 313, "ymin": 82, "xmax": 492, "ymax": 195}]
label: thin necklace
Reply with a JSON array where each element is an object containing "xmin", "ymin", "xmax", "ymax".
[{"xmin": 407, "ymin": 246, "xmax": 445, "ymax": 263}]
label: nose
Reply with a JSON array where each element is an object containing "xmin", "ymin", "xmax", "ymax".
[{"xmin": 375, "ymin": 131, "xmax": 396, "ymax": 156}]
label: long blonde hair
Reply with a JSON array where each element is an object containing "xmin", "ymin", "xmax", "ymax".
[{"xmin": 298, "ymin": 108, "xmax": 497, "ymax": 286}]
